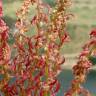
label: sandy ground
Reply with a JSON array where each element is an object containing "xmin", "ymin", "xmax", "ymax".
[{"xmin": 61, "ymin": 53, "xmax": 78, "ymax": 69}]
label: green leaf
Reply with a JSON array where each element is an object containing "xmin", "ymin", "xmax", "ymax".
[{"xmin": 88, "ymin": 56, "xmax": 96, "ymax": 65}]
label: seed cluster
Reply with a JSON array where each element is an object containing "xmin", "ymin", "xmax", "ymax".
[
  {"xmin": 0, "ymin": 0, "xmax": 72, "ymax": 96},
  {"xmin": 64, "ymin": 29, "xmax": 96, "ymax": 96}
]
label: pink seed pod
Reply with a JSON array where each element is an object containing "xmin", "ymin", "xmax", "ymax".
[{"xmin": 0, "ymin": 0, "xmax": 3, "ymax": 17}]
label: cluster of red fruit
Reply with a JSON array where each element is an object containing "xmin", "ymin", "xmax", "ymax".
[
  {"xmin": 0, "ymin": 0, "xmax": 95, "ymax": 96},
  {"xmin": 65, "ymin": 27, "xmax": 96, "ymax": 96},
  {"xmin": 0, "ymin": 0, "xmax": 71, "ymax": 96}
]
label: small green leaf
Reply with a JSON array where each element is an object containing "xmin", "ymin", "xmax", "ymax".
[{"xmin": 89, "ymin": 56, "xmax": 96, "ymax": 65}]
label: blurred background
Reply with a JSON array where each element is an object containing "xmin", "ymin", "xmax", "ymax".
[
  {"xmin": 3, "ymin": 0, "xmax": 96, "ymax": 54},
  {"xmin": 3, "ymin": 0, "xmax": 96, "ymax": 95}
]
